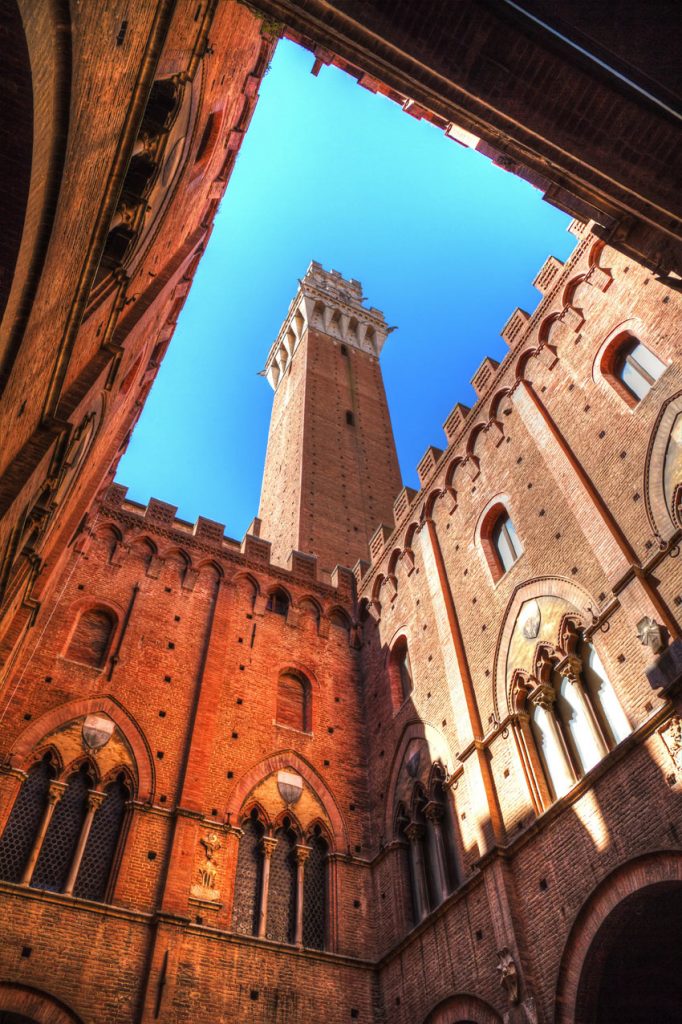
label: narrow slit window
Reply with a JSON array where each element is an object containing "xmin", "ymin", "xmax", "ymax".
[{"xmin": 492, "ymin": 513, "xmax": 521, "ymax": 573}]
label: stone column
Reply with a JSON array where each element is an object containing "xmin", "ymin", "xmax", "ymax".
[
  {"xmin": 423, "ymin": 801, "xmax": 449, "ymax": 904},
  {"xmin": 20, "ymin": 780, "xmax": 67, "ymax": 886},
  {"xmin": 63, "ymin": 790, "xmax": 106, "ymax": 896},
  {"xmin": 531, "ymin": 686, "xmax": 576, "ymax": 797},
  {"xmin": 405, "ymin": 822, "xmax": 429, "ymax": 923},
  {"xmin": 561, "ymin": 655, "xmax": 609, "ymax": 758},
  {"xmin": 294, "ymin": 843, "xmax": 312, "ymax": 945},
  {"xmin": 257, "ymin": 835, "xmax": 277, "ymax": 938}
]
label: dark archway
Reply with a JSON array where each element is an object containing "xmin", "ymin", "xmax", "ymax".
[
  {"xmin": 576, "ymin": 882, "xmax": 682, "ymax": 1024},
  {"xmin": 0, "ymin": 1014, "xmax": 38, "ymax": 1023}
]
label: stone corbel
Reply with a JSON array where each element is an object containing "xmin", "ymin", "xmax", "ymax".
[{"xmin": 536, "ymin": 343, "xmax": 558, "ymax": 369}]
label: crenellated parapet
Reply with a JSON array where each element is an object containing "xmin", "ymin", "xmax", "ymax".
[
  {"xmin": 354, "ymin": 221, "xmax": 629, "ymax": 593},
  {"xmin": 97, "ymin": 484, "xmax": 356, "ymax": 608},
  {"xmin": 262, "ymin": 261, "xmax": 391, "ymax": 389}
]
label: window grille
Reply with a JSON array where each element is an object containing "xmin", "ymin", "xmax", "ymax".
[
  {"xmin": 267, "ymin": 824, "xmax": 296, "ymax": 943},
  {"xmin": 73, "ymin": 775, "xmax": 128, "ymax": 901},
  {"xmin": 303, "ymin": 835, "xmax": 327, "ymax": 949},
  {"xmin": 232, "ymin": 814, "xmax": 264, "ymax": 936},
  {"xmin": 0, "ymin": 758, "xmax": 53, "ymax": 883},
  {"xmin": 32, "ymin": 765, "xmax": 90, "ymax": 891}
]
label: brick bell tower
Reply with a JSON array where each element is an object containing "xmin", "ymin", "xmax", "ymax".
[{"xmin": 259, "ymin": 262, "xmax": 402, "ymax": 572}]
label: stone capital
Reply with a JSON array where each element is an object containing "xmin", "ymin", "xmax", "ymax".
[
  {"xmin": 556, "ymin": 653, "xmax": 582, "ymax": 684},
  {"xmin": 423, "ymin": 800, "xmax": 444, "ymax": 823},
  {"xmin": 530, "ymin": 683, "xmax": 556, "ymax": 711},
  {"xmin": 47, "ymin": 781, "xmax": 68, "ymax": 805},
  {"xmin": 294, "ymin": 843, "xmax": 312, "ymax": 864},
  {"xmin": 260, "ymin": 836, "xmax": 278, "ymax": 859},
  {"xmin": 404, "ymin": 821, "xmax": 425, "ymax": 843},
  {"xmin": 87, "ymin": 790, "xmax": 107, "ymax": 812}
]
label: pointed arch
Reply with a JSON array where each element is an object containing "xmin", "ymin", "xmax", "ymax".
[
  {"xmin": 239, "ymin": 799, "xmax": 270, "ymax": 829},
  {"xmin": 327, "ymin": 606, "xmax": 351, "ymax": 633},
  {"xmin": 232, "ymin": 570, "xmax": 261, "ymax": 594},
  {"xmin": 59, "ymin": 752, "xmax": 100, "ymax": 784},
  {"xmin": 466, "ymin": 420, "xmax": 488, "ymax": 459},
  {"xmin": 305, "ymin": 816, "xmax": 334, "ymax": 849},
  {"xmin": 195, "ymin": 558, "xmax": 224, "ymax": 579},
  {"xmin": 384, "ymin": 720, "xmax": 452, "ymax": 836},
  {"xmin": 387, "ymin": 547, "xmax": 402, "ymax": 578},
  {"xmin": 514, "ymin": 345, "xmax": 539, "ymax": 382},
  {"xmin": 159, "ymin": 545, "xmax": 192, "ymax": 567},
  {"xmin": 444, "ymin": 456, "xmax": 465, "ymax": 489},
  {"xmin": 493, "ymin": 576, "xmax": 597, "ymax": 720},
  {"xmin": 538, "ymin": 311, "xmax": 563, "ymax": 345},
  {"xmin": 9, "ymin": 696, "xmax": 155, "ymax": 801},
  {"xmin": 645, "ymin": 389, "xmax": 682, "ymax": 542},
  {"xmin": 272, "ymin": 807, "xmax": 304, "ymax": 838},
  {"xmin": 93, "ymin": 521, "xmax": 123, "ymax": 544},
  {"xmin": 423, "ymin": 488, "xmax": 442, "ymax": 520},
  {"xmin": 485, "ymin": 385, "xmax": 512, "ymax": 421},
  {"xmin": 129, "ymin": 535, "xmax": 158, "ymax": 555},
  {"xmin": 227, "ymin": 750, "xmax": 348, "ymax": 850}
]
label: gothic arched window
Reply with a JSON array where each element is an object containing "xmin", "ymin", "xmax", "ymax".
[
  {"xmin": 480, "ymin": 503, "xmax": 522, "ymax": 582},
  {"xmin": 520, "ymin": 637, "xmax": 631, "ymax": 806},
  {"xmin": 396, "ymin": 771, "xmax": 461, "ymax": 931},
  {"xmin": 66, "ymin": 607, "xmax": 115, "ymax": 668},
  {"xmin": 266, "ymin": 588, "xmax": 289, "ymax": 616},
  {"xmin": 614, "ymin": 337, "xmax": 666, "ymax": 403},
  {"xmin": 32, "ymin": 763, "xmax": 93, "ymax": 891},
  {"xmin": 302, "ymin": 830, "xmax": 327, "ymax": 950},
  {"xmin": 0, "ymin": 755, "xmax": 55, "ymax": 883},
  {"xmin": 232, "ymin": 810, "xmax": 265, "ymax": 936},
  {"xmin": 267, "ymin": 821, "xmax": 297, "ymax": 943},
  {"xmin": 0, "ymin": 756, "xmax": 132, "ymax": 901},
  {"xmin": 276, "ymin": 671, "xmax": 311, "ymax": 732},
  {"xmin": 491, "ymin": 511, "xmax": 521, "ymax": 575},
  {"xmin": 389, "ymin": 636, "xmax": 413, "ymax": 706},
  {"xmin": 232, "ymin": 811, "xmax": 329, "ymax": 949},
  {"xmin": 73, "ymin": 773, "xmax": 130, "ymax": 901}
]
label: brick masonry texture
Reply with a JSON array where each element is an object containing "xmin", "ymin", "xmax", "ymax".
[
  {"xmin": 0, "ymin": 227, "xmax": 681, "ymax": 1024},
  {"xmin": 1, "ymin": 3, "xmax": 682, "ymax": 1024}
]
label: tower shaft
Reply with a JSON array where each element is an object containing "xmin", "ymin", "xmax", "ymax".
[{"xmin": 259, "ymin": 263, "xmax": 402, "ymax": 571}]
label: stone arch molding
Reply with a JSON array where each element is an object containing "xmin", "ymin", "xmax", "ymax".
[
  {"xmin": 555, "ymin": 850, "xmax": 682, "ymax": 1024},
  {"xmin": 385, "ymin": 720, "xmax": 452, "ymax": 836},
  {"xmin": 645, "ymin": 390, "xmax": 682, "ymax": 542},
  {"xmin": 9, "ymin": 696, "xmax": 155, "ymax": 801},
  {"xmin": 0, "ymin": 983, "xmax": 84, "ymax": 1024},
  {"xmin": 423, "ymin": 992, "xmax": 503, "ymax": 1024},
  {"xmin": 493, "ymin": 576, "xmax": 597, "ymax": 720},
  {"xmin": 226, "ymin": 749, "xmax": 348, "ymax": 850}
]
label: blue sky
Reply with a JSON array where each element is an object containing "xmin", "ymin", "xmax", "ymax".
[{"xmin": 116, "ymin": 39, "xmax": 575, "ymax": 539}]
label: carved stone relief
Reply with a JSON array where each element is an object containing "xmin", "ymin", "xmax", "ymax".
[
  {"xmin": 660, "ymin": 716, "xmax": 682, "ymax": 773},
  {"xmin": 191, "ymin": 832, "xmax": 222, "ymax": 902}
]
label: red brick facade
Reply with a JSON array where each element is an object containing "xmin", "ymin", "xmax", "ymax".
[
  {"xmin": 0, "ymin": 225, "xmax": 681, "ymax": 1023},
  {"xmin": 1, "ymin": 3, "xmax": 682, "ymax": 1024}
]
